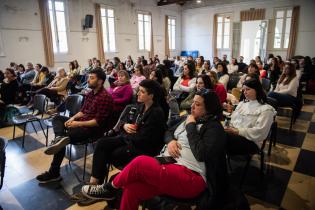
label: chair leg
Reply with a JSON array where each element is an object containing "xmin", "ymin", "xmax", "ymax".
[
  {"xmin": 240, "ymin": 155, "xmax": 252, "ymax": 188},
  {"xmin": 273, "ymin": 122, "xmax": 277, "ymax": 146},
  {"xmin": 68, "ymin": 144, "xmax": 72, "ymax": 164},
  {"xmin": 37, "ymin": 120, "xmax": 47, "ymax": 139},
  {"xmin": 22, "ymin": 123, "xmax": 27, "ymax": 149},
  {"xmin": 268, "ymin": 137, "xmax": 272, "ymax": 156},
  {"xmin": 82, "ymin": 144, "xmax": 88, "ymax": 181},
  {"xmin": 260, "ymin": 151, "xmax": 265, "ymax": 182},
  {"xmin": 13, "ymin": 125, "xmax": 16, "ymax": 140},
  {"xmin": 30, "ymin": 122, "xmax": 37, "ymax": 134},
  {"xmin": 46, "ymin": 127, "xmax": 49, "ymax": 146}
]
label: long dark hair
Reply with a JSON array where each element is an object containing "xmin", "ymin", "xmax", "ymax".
[
  {"xmin": 217, "ymin": 62, "xmax": 228, "ymax": 75},
  {"xmin": 278, "ymin": 62, "xmax": 296, "ymax": 85},
  {"xmin": 195, "ymin": 89, "xmax": 222, "ymax": 120},
  {"xmin": 197, "ymin": 74, "xmax": 214, "ymax": 90},
  {"xmin": 243, "ymin": 78, "xmax": 267, "ymax": 104},
  {"xmin": 139, "ymin": 79, "xmax": 169, "ymax": 120},
  {"xmin": 182, "ymin": 63, "xmax": 195, "ymax": 79}
]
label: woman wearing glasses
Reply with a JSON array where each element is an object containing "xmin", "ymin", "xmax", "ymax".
[
  {"xmin": 81, "ymin": 89, "xmax": 228, "ymax": 210},
  {"xmin": 225, "ymin": 79, "xmax": 276, "ymax": 155}
]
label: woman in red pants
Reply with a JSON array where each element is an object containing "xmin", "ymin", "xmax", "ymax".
[{"xmin": 81, "ymin": 89, "xmax": 228, "ymax": 210}]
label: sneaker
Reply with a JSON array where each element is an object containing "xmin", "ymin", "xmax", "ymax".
[
  {"xmin": 81, "ymin": 183, "xmax": 116, "ymax": 200},
  {"xmin": 36, "ymin": 171, "xmax": 62, "ymax": 183},
  {"xmin": 44, "ymin": 136, "xmax": 70, "ymax": 155}
]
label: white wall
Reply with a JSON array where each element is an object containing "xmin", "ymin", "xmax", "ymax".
[
  {"xmin": 181, "ymin": 0, "xmax": 315, "ymax": 61},
  {"xmin": 0, "ymin": 0, "xmax": 181, "ymax": 71}
]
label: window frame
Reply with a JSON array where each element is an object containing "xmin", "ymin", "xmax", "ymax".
[
  {"xmin": 100, "ymin": 6, "xmax": 117, "ymax": 53},
  {"xmin": 137, "ymin": 11, "xmax": 152, "ymax": 52},
  {"xmin": 168, "ymin": 16, "xmax": 176, "ymax": 51},
  {"xmin": 48, "ymin": 0, "xmax": 70, "ymax": 54},
  {"xmin": 216, "ymin": 14, "xmax": 231, "ymax": 50},
  {"xmin": 273, "ymin": 7, "xmax": 292, "ymax": 50}
]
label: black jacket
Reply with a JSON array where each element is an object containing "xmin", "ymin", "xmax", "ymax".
[
  {"xmin": 165, "ymin": 116, "xmax": 228, "ymax": 209},
  {"xmin": 122, "ymin": 103, "xmax": 167, "ymax": 156}
]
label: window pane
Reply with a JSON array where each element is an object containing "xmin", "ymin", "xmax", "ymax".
[
  {"xmin": 217, "ymin": 35, "xmax": 222, "ymax": 48},
  {"xmin": 224, "ymin": 22, "xmax": 230, "ymax": 36},
  {"xmin": 144, "ymin": 15, "xmax": 149, "ymax": 22},
  {"xmin": 171, "ymin": 25, "xmax": 175, "ymax": 49},
  {"xmin": 275, "ymin": 18, "xmax": 283, "ymax": 35},
  {"xmin": 54, "ymin": 1, "xmax": 64, "ymax": 11},
  {"xmin": 284, "ymin": 33, "xmax": 290, "ymax": 48},
  {"xmin": 139, "ymin": 35, "xmax": 144, "ymax": 50},
  {"xmin": 287, "ymin": 9, "xmax": 292, "ymax": 18},
  {"xmin": 276, "ymin": 10, "xmax": 284, "ymax": 18},
  {"xmin": 138, "ymin": 14, "xmax": 143, "ymax": 21},
  {"xmin": 108, "ymin": 9, "xmax": 114, "ymax": 18},
  {"xmin": 49, "ymin": 10, "xmax": 57, "ymax": 53},
  {"xmin": 58, "ymin": 31, "xmax": 68, "ymax": 52},
  {"xmin": 138, "ymin": 20, "xmax": 143, "ymax": 35},
  {"xmin": 101, "ymin": 8, "xmax": 105, "ymax": 17},
  {"xmin": 101, "ymin": 17, "xmax": 108, "ymax": 51},
  {"xmin": 56, "ymin": 11, "xmax": 66, "ymax": 31},
  {"xmin": 168, "ymin": 25, "xmax": 171, "ymax": 43},
  {"xmin": 224, "ymin": 17, "xmax": 230, "ymax": 23},
  {"xmin": 145, "ymin": 21, "xmax": 151, "ymax": 51},
  {"xmin": 109, "ymin": 34, "xmax": 116, "ymax": 51},
  {"xmin": 217, "ymin": 22, "xmax": 222, "ymax": 35},
  {"xmin": 168, "ymin": 19, "xmax": 170, "ymax": 25},
  {"xmin": 217, "ymin": 16, "xmax": 223, "ymax": 22},
  {"xmin": 285, "ymin": 17, "xmax": 291, "ymax": 34},
  {"xmin": 273, "ymin": 34, "xmax": 281, "ymax": 48},
  {"xmin": 171, "ymin": 19, "xmax": 175, "ymax": 25},
  {"xmin": 223, "ymin": 35, "xmax": 229, "ymax": 48},
  {"xmin": 108, "ymin": 17, "xmax": 115, "ymax": 51},
  {"xmin": 48, "ymin": 0, "xmax": 52, "ymax": 10}
]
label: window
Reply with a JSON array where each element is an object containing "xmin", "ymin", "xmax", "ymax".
[
  {"xmin": 48, "ymin": 0, "xmax": 68, "ymax": 53},
  {"xmin": 273, "ymin": 8, "xmax": 292, "ymax": 49},
  {"xmin": 168, "ymin": 17, "xmax": 176, "ymax": 50},
  {"xmin": 217, "ymin": 15, "xmax": 230, "ymax": 49},
  {"xmin": 138, "ymin": 13, "xmax": 151, "ymax": 51},
  {"xmin": 101, "ymin": 7, "xmax": 116, "ymax": 52}
]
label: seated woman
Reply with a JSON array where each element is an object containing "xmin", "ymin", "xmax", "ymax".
[
  {"xmin": 35, "ymin": 68, "xmax": 69, "ymax": 105},
  {"xmin": 81, "ymin": 89, "xmax": 228, "ymax": 210},
  {"xmin": 226, "ymin": 79, "xmax": 276, "ymax": 155},
  {"xmin": 173, "ymin": 63, "xmax": 196, "ymax": 101},
  {"xmin": 0, "ymin": 68, "xmax": 19, "ymax": 125},
  {"xmin": 200, "ymin": 60, "xmax": 211, "ymax": 75},
  {"xmin": 208, "ymin": 71, "xmax": 227, "ymax": 104},
  {"xmin": 107, "ymin": 70, "xmax": 133, "ymax": 120},
  {"xmin": 82, "ymin": 80, "xmax": 168, "ymax": 188},
  {"xmin": 180, "ymin": 74, "xmax": 213, "ymax": 110},
  {"xmin": 130, "ymin": 64, "xmax": 146, "ymax": 94},
  {"xmin": 268, "ymin": 62, "xmax": 299, "ymax": 107},
  {"xmin": 216, "ymin": 62, "xmax": 229, "ymax": 90},
  {"xmin": 237, "ymin": 63, "xmax": 260, "ymax": 88},
  {"xmin": 227, "ymin": 58, "xmax": 239, "ymax": 74}
]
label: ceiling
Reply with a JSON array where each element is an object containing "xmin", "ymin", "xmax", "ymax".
[{"xmin": 157, "ymin": 0, "xmax": 260, "ymax": 9}]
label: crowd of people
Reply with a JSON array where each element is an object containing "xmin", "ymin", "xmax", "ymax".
[{"xmin": 1, "ymin": 53, "xmax": 315, "ymax": 209}]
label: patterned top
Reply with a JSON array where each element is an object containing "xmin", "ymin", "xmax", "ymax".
[{"xmin": 80, "ymin": 87, "xmax": 114, "ymax": 130}]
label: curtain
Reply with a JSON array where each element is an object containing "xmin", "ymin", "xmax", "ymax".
[
  {"xmin": 165, "ymin": 16, "xmax": 170, "ymax": 57},
  {"xmin": 287, "ymin": 6, "xmax": 300, "ymax": 59},
  {"xmin": 95, "ymin": 4, "xmax": 105, "ymax": 63},
  {"xmin": 149, "ymin": 13, "xmax": 154, "ymax": 59},
  {"xmin": 38, "ymin": 0, "xmax": 54, "ymax": 67},
  {"xmin": 240, "ymin": 8, "xmax": 265, "ymax": 21},
  {"xmin": 212, "ymin": 14, "xmax": 218, "ymax": 58}
]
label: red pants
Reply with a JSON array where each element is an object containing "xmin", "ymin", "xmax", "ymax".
[{"xmin": 112, "ymin": 155, "xmax": 206, "ymax": 210}]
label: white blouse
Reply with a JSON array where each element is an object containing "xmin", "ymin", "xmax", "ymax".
[
  {"xmin": 230, "ymin": 100, "xmax": 276, "ymax": 147},
  {"xmin": 274, "ymin": 76, "xmax": 299, "ymax": 97},
  {"xmin": 218, "ymin": 74, "xmax": 229, "ymax": 90}
]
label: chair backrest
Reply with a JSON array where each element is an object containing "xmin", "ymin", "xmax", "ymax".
[
  {"xmin": 227, "ymin": 73, "xmax": 242, "ymax": 91},
  {"xmin": 261, "ymin": 78, "xmax": 271, "ymax": 92},
  {"xmin": 33, "ymin": 94, "xmax": 47, "ymax": 114},
  {"xmin": 65, "ymin": 94, "xmax": 84, "ymax": 117},
  {"xmin": 0, "ymin": 137, "xmax": 8, "ymax": 190}
]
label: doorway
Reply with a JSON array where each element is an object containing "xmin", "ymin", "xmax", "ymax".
[{"xmin": 240, "ymin": 20, "xmax": 268, "ymax": 64}]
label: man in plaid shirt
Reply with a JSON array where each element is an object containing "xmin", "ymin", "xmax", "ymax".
[{"xmin": 36, "ymin": 68, "xmax": 114, "ymax": 183}]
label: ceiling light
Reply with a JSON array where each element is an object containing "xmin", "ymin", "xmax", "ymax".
[{"xmin": 196, "ymin": 0, "xmax": 202, "ymax": 3}]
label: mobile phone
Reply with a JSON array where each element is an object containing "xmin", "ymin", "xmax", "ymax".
[{"xmin": 155, "ymin": 156, "xmax": 177, "ymax": 165}]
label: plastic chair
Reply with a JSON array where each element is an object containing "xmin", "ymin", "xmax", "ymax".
[
  {"xmin": 262, "ymin": 78, "xmax": 271, "ymax": 92},
  {"xmin": 12, "ymin": 94, "xmax": 47, "ymax": 148}
]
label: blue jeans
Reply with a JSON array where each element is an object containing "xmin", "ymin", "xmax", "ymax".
[{"xmin": 268, "ymin": 92, "xmax": 297, "ymax": 107}]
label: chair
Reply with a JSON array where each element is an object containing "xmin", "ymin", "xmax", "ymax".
[
  {"xmin": 227, "ymin": 72, "xmax": 243, "ymax": 91},
  {"xmin": 12, "ymin": 94, "xmax": 47, "ymax": 148},
  {"xmin": 0, "ymin": 137, "xmax": 8, "ymax": 190},
  {"xmin": 261, "ymin": 78, "xmax": 271, "ymax": 92},
  {"xmin": 266, "ymin": 97, "xmax": 278, "ymax": 155},
  {"xmin": 43, "ymin": 94, "xmax": 84, "ymax": 145}
]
